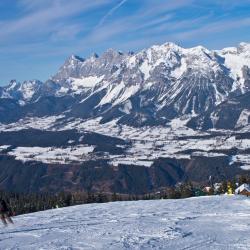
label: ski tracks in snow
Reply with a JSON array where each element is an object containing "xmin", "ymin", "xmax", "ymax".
[{"xmin": 0, "ymin": 196, "xmax": 249, "ymax": 249}]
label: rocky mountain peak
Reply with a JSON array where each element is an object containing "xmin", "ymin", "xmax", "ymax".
[
  {"xmin": 91, "ymin": 53, "xmax": 99, "ymax": 59},
  {"xmin": 69, "ymin": 54, "xmax": 84, "ymax": 62},
  {"xmin": 6, "ymin": 80, "xmax": 18, "ymax": 90},
  {"xmin": 238, "ymin": 42, "xmax": 250, "ymax": 54}
]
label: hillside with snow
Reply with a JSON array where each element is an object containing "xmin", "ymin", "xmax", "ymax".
[{"xmin": 0, "ymin": 196, "xmax": 249, "ymax": 249}]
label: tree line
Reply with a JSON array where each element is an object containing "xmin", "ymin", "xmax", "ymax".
[{"xmin": 1, "ymin": 174, "xmax": 249, "ymax": 216}]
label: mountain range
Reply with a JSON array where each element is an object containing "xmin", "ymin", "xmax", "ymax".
[
  {"xmin": 0, "ymin": 41, "xmax": 249, "ymax": 127},
  {"xmin": 0, "ymin": 41, "xmax": 249, "ymax": 193}
]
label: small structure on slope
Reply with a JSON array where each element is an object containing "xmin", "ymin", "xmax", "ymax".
[{"xmin": 235, "ymin": 183, "xmax": 250, "ymax": 196}]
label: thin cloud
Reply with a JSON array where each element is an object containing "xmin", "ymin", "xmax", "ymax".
[
  {"xmin": 0, "ymin": 0, "xmax": 112, "ymax": 42},
  {"xmin": 97, "ymin": 0, "xmax": 128, "ymax": 27},
  {"xmin": 90, "ymin": 0, "xmax": 195, "ymax": 45},
  {"xmin": 172, "ymin": 17, "xmax": 250, "ymax": 41}
]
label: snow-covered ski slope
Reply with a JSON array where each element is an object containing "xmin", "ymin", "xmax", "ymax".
[{"xmin": 0, "ymin": 195, "xmax": 249, "ymax": 250}]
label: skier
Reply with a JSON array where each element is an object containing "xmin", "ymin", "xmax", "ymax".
[{"xmin": 0, "ymin": 199, "xmax": 14, "ymax": 226}]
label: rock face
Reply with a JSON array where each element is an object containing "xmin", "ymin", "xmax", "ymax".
[
  {"xmin": 187, "ymin": 91, "xmax": 250, "ymax": 130},
  {"xmin": 0, "ymin": 41, "xmax": 249, "ymax": 127}
]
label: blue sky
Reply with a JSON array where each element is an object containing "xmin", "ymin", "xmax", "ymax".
[{"xmin": 0, "ymin": 0, "xmax": 250, "ymax": 85}]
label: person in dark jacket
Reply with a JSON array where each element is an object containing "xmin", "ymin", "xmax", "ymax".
[{"xmin": 0, "ymin": 199, "xmax": 13, "ymax": 226}]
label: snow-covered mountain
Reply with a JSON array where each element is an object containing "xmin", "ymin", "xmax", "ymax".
[
  {"xmin": 0, "ymin": 196, "xmax": 249, "ymax": 249},
  {"xmin": 0, "ymin": 41, "xmax": 250, "ymax": 194},
  {"xmin": 1, "ymin": 41, "xmax": 249, "ymax": 126},
  {"xmin": 1, "ymin": 80, "xmax": 42, "ymax": 103}
]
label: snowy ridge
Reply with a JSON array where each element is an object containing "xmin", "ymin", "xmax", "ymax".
[{"xmin": 2, "ymin": 80, "xmax": 43, "ymax": 102}]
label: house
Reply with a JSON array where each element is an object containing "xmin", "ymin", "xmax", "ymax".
[
  {"xmin": 202, "ymin": 186, "xmax": 212, "ymax": 193},
  {"xmin": 235, "ymin": 183, "xmax": 250, "ymax": 196}
]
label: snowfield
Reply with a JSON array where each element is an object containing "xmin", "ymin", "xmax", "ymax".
[
  {"xmin": 2, "ymin": 115, "xmax": 250, "ymax": 168},
  {"xmin": 8, "ymin": 145, "xmax": 95, "ymax": 164},
  {"xmin": 0, "ymin": 196, "xmax": 249, "ymax": 250}
]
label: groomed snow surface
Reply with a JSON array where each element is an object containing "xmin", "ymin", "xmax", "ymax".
[{"xmin": 0, "ymin": 196, "xmax": 249, "ymax": 250}]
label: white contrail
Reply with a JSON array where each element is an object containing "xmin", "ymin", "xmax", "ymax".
[{"xmin": 97, "ymin": 0, "xmax": 128, "ymax": 27}]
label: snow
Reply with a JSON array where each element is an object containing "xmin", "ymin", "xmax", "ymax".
[
  {"xmin": 0, "ymin": 145, "xmax": 10, "ymax": 151},
  {"xmin": 8, "ymin": 145, "xmax": 95, "ymax": 164},
  {"xmin": 110, "ymin": 158, "xmax": 153, "ymax": 167},
  {"xmin": 19, "ymin": 81, "xmax": 37, "ymax": 100},
  {"xmin": 213, "ymin": 83, "xmax": 227, "ymax": 105},
  {"xmin": 0, "ymin": 115, "xmax": 65, "ymax": 131},
  {"xmin": 57, "ymin": 86, "xmax": 68, "ymax": 95},
  {"xmin": 229, "ymin": 154, "xmax": 250, "ymax": 168},
  {"xmin": 191, "ymin": 152, "xmax": 226, "ymax": 158},
  {"xmin": 217, "ymin": 44, "xmax": 250, "ymax": 92},
  {"xmin": 39, "ymin": 116, "xmax": 250, "ymax": 166},
  {"xmin": 169, "ymin": 117, "xmax": 190, "ymax": 128},
  {"xmin": 235, "ymin": 183, "xmax": 250, "ymax": 193},
  {"xmin": 114, "ymin": 85, "xmax": 140, "ymax": 106},
  {"xmin": 70, "ymin": 75, "xmax": 104, "ymax": 90},
  {"xmin": 171, "ymin": 58, "xmax": 187, "ymax": 79},
  {"xmin": 241, "ymin": 165, "xmax": 250, "ymax": 171},
  {"xmin": 98, "ymin": 82, "xmax": 125, "ymax": 106},
  {"xmin": 99, "ymin": 82, "xmax": 140, "ymax": 107},
  {"xmin": 0, "ymin": 90, "xmax": 11, "ymax": 99},
  {"xmin": 236, "ymin": 109, "xmax": 250, "ymax": 128},
  {"xmin": 140, "ymin": 60, "xmax": 151, "ymax": 80},
  {"xmin": 127, "ymin": 55, "xmax": 137, "ymax": 68},
  {"xmin": 2, "ymin": 114, "xmax": 250, "ymax": 167},
  {"xmin": 6, "ymin": 81, "xmax": 17, "ymax": 91},
  {"xmin": 210, "ymin": 111, "xmax": 220, "ymax": 128},
  {"xmin": 119, "ymin": 100, "xmax": 132, "ymax": 114},
  {"xmin": 0, "ymin": 196, "xmax": 249, "ymax": 249}
]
